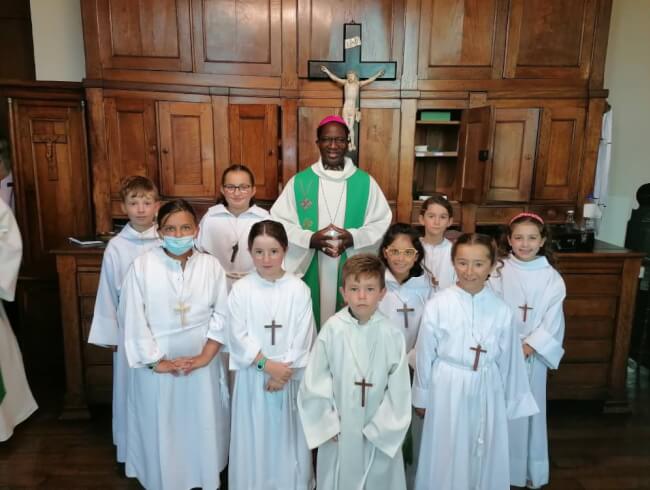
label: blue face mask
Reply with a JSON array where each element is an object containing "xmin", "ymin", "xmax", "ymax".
[{"xmin": 162, "ymin": 235, "xmax": 194, "ymax": 256}]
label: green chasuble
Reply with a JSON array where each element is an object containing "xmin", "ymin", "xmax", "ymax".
[
  {"xmin": 294, "ymin": 166, "xmax": 370, "ymax": 329},
  {"xmin": 0, "ymin": 367, "xmax": 5, "ymax": 404}
]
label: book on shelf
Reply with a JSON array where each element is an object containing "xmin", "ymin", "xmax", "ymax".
[{"xmin": 68, "ymin": 236, "xmax": 105, "ymax": 247}]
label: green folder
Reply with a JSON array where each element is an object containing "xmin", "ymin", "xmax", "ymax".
[{"xmin": 420, "ymin": 111, "xmax": 451, "ymax": 122}]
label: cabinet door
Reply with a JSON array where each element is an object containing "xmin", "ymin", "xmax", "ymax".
[
  {"xmin": 418, "ymin": 0, "xmax": 508, "ymax": 80},
  {"xmin": 10, "ymin": 100, "xmax": 93, "ymax": 276},
  {"xmin": 104, "ymin": 98, "xmax": 158, "ymax": 201},
  {"xmin": 486, "ymin": 108, "xmax": 539, "ymax": 202},
  {"xmin": 96, "ymin": 0, "xmax": 192, "ymax": 71},
  {"xmin": 158, "ymin": 101, "xmax": 216, "ymax": 198},
  {"xmin": 192, "ymin": 0, "xmax": 282, "ymax": 76},
  {"xmin": 504, "ymin": 0, "xmax": 598, "ymax": 79},
  {"xmin": 533, "ymin": 107, "xmax": 586, "ymax": 201},
  {"xmin": 454, "ymin": 106, "xmax": 491, "ymax": 203},
  {"xmin": 229, "ymin": 104, "xmax": 279, "ymax": 200}
]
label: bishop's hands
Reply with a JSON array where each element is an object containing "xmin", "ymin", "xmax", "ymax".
[{"xmin": 309, "ymin": 224, "xmax": 354, "ymax": 258}]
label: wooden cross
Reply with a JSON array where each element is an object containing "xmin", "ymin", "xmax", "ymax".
[
  {"xmin": 518, "ymin": 303, "xmax": 534, "ymax": 322},
  {"xmin": 470, "ymin": 344, "xmax": 487, "ymax": 371},
  {"xmin": 396, "ymin": 302, "xmax": 415, "ymax": 329},
  {"xmin": 265, "ymin": 319, "xmax": 283, "ymax": 346},
  {"xmin": 174, "ymin": 302, "xmax": 190, "ymax": 326},
  {"xmin": 32, "ymin": 132, "xmax": 67, "ymax": 180},
  {"xmin": 431, "ymin": 276, "xmax": 440, "ymax": 289},
  {"xmin": 308, "ymin": 23, "xmax": 396, "ymax": 164},
  {"xmin": 354, "ymin": 377, "xmax": 373, "ymax": 407}
]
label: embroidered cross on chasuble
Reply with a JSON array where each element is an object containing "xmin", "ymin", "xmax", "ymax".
[
  {"xmin": 174, "ymin": 302, "xmax": 190, "ymax": 326},
  {"xmin": 294, "ymin": 166, "xmax": 370, "ymax": 330}
]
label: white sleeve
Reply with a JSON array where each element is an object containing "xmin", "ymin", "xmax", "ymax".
[
  {"xmin": 270, "ymin": 176, "xmax": 315, "ymax": 274},
  {"xmin": 0, "ymin": 200, "xmax": 22, "ymax": 301},
  {"xmin": 282, "ymin": 283, "xmax": 316, "ymax": 368},
  {"xmin": 226, "ymin": 283, "xmax": 262, "ymax": 370},
  {"xmin": 524, "ymin": 274, "xmax": 566, "ymax": 370},
  {"xmin": 412, "ymin": 301, "xmax": 439, "ymax": 408},
  {"xmin": 121, "ymin": 261, "xmax": 163, "ymax": 368},
  {"xmin": 88, "ymin": 247, "xmax": 120, "ymax": 346},
  {"xmin": 347, "ymin": 175, "xmax": 392, "ymax": 252},
  {"xmin": 207, "ymin": 261, "xmax": 229, "ymax": 345}
]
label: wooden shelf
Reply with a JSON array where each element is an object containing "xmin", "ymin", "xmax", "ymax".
[
  {"xmin": 416, "ymin": 120, "xmax": 460, "ymax": 125},
  {"xmin": 415, "ymin": 151, "xmax": 458, "ymax": 157}
]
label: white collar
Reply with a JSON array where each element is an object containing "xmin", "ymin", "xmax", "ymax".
[
  {"xmin": 120, "ymin": 223, "xmax": 158, "ymax": 241},
  {"xmin": 206, "ymin": 203, "xmax": 267, "ymax": 218},
  {"xmin": 312, "ymin": 157, "xmax": 357, "ymax": 182},
  {"xmin": 507, "ymin": 254, "xmax": 550, "ymax": 271},
  {"xmin": 385, "ymin": 269, "xmax": 429, "ymax": 290}
]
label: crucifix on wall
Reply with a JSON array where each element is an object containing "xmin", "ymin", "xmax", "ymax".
[{"xmin": 308, "ymin": 23, "xmax": 397, "ymax": 164}]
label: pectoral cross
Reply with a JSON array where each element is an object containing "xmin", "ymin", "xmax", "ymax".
[
  {"xmin": 354, "ymin": 378, "xmax": 373, "ymax": 407},
  {"xmin": 396, "ymin": 302, "xmax": 415, "ymax": 329},
  {"xmin": 265, "ymin": 319, "xmax": 283, "ymax": 346},
  {"xmin": 470, "ymin": 344, "xmax": 487, "ymax": 371},
  {"xmin": 174, "ymin": 302, "xmax": 190, "ymax": 326},
  {"xmin": 518, "ymin": 303, "xmax": 533, "ymax": 322}
]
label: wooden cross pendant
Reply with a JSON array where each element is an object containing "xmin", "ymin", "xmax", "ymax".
[
  {"xmin": 265, "ymin": 319, "xmax": 283, "ymax": 346},
  {"xmin": 518, "ymin": 303, "xmax": 534, "ymax": 322},
  {"xmin": 431, "ymin": 276, "xmax": 440, "ymax": 289},
  {"xmin": 174, "ymin": 302, "xmax": 190, "ymax": 326},
  {"xmin": 396, "ymin": 302, "xmax": 415, "ymax": 329},
  {"xmin": 230, "ymin": 243, "xmax": 239, "ymax": 263},
  {"xmin": 354, "ymin": 378, "xmax": 373, "ymax": 407},
  {"xmin": 470, "ymin": 344, "xmax": 487, "ymax": 371}
]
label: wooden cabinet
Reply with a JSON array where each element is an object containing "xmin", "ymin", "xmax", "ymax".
[
  {"xmin": 228, "ymin": 104, "xmax": 280, "ymax": 200},
  {"xmin": 192, "ymin": 0, "xmax": 282, "ymax": 76},
  {"xmin": 504, "ymin": 0, "xmax": 599, "ymax": 80},
  {"xmin": 417, "ymin": 0, "xmax": 508, "ymax": 80},
  {"xmin": 95, "ymin": 0, "xmax": 192, "ymax": 72},
  {"xmin": 158, "ymin": 100, "xmax": 217, "ymax": 198},
  {"xmin": 9, "ymin": 95, "xmax": 93, "ymax": 276},
  {"xmin": 533, "ymin": 106, "xmax": 586, "ymax": 201},
  {"xmin": 485, "ymin": 107, "xmax": 539, "ymax": 202},
  {"xmin": 54, "ymin": 247, "xmax": 105, "ymax": 419},
  {"xmin": 551, "ymin": 243, "xmax": 645, "ymax": 411},
  {"xmin": 104, "ymin": 97, "xmax": 158, "ymax": 202}
]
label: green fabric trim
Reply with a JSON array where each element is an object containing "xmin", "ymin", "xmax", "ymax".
[
  {"xmin": 0, "ymin": 367, "xmax": 5, "ymax": 404},
  {"xmin": 294, "ymin": 165, "xmax": 371, "ymax": 330}
]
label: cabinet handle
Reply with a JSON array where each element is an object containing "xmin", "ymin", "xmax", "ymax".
[{"xmin": 162, "ymin": 148, "xmax": 169, "ymax": 154}]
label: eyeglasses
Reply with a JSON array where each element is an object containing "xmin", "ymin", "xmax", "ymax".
[
  {"xmin": 386, "ymin": 248, "xmax": 418, "ymax": 258},
  {"xmin": 318, "ymin": 137, "xmax": 349, "ymax": 146},
  {"xmin": 222, "ymin": 184, "xmax": 253, "ymax": 193}
]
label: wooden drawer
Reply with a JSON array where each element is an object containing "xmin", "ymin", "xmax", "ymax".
[
  {"xmin": 565, "ymin": 317, "xmax": 615, "ymax": 339},
  {"xmin": 78, "ymin": 272, "xmax": 100, "ymax": 296},
  {"xmin": 475, "ymin": 206, "xmax": 525, "ymax": 224},
  {"xmin": 563, "ymin": 339, "xmax": 612, "ymax": 363},
  {"xmin": 564, "ymin": 274, "xmax": 620, "ymax": 295},
  {"xmin": 564, "ymin": 297, "xmax": 617, "ymax": 318},
  {"xmin": 549, "ymin": 363, "xmax": 609, "ymax": 386},
  {"xmin": 527, "ymin": 204, "xmax": 575, "ymax": 224},
  {"xmin": 557, "ymin": 259, "xmax": 624, "ymax": 274}
]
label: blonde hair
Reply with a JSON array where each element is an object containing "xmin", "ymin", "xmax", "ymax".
[{"xmin": 341, "ymin": 254, "xmax": 386, "ymax": 289}]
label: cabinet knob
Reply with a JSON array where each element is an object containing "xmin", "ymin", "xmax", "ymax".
[{"xmin": 162, "ymin": 148, "xmax": 169, "ymax": 154}]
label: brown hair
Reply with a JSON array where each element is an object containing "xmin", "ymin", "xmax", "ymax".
[
  {"xmin": 157, "ymin": 199, "xmax": 197, "ymax": 228},
  {"xmin": 420, "ymin": 194, "xmax": 453, "ymax": 219},
  {"xmin": 451, "ymin": 233, "xmax": 498, "ymax": 266},
  {"xmin": 497, "ymin": 215, "xmax": 556, "ymax": 265},
  {"xmin": 119, "ymin": 175, "xmax": 159, "ymax": 202},
  {"xmin": 341, "ymin": 254, "xmax": 386, "ymax": 289},
  {"xmin": 248, "ymin": 220, "xmax": 288, "ymax": 251},
  {"xmin": 379, "ymin": 223, "xmax": 427, "ymax": 279},
  {"xmin": 217, "ymin": 164, "xmax": 256, "ymax": 206}
]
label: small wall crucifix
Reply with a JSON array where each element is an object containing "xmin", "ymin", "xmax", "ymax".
[
  {"xmin": 308, "ymin": 23, "xmax": 396, "ymax": 164},
  {"xmin": 32, "ymin": 132, "xmax": 67, "ymax": 181}
]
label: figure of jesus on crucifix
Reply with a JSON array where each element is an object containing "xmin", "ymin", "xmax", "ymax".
[{"xmin": 320, "ymin": 66, "xmax": 384, "ymax": 151}]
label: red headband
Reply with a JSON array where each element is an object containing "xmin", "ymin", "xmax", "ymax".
[{"xmin": 509, "ymin": 212, "xmax": 544, "ymax": 226}]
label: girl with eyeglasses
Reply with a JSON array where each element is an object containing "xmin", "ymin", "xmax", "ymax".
[
  {"xmin": 196, "ymin": 164, "xmax": 270, "ymax": 290},
  {"xmin": 377, "ymin": 222, "xmax": 433, "ymax": 489}
]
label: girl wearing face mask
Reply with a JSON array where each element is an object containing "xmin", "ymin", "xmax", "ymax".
[{"xmin": 119, "ymin": 199, "xmax": 231, "ymax": 490}]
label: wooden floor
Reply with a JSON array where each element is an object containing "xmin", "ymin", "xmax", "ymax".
[{"xmin": 1, "ymin": 364, "xmax": 649, "ymax": 489}]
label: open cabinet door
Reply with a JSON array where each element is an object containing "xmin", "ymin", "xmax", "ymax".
[{"xmin": 454, "ymin": 105, "xmax": 491, "ymax": 203}]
